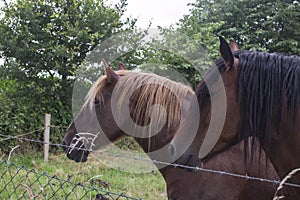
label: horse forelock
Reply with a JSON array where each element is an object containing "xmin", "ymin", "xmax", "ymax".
[{"xmin": 83, "ymin": 70, "xmax": 127, "ymax": 110}]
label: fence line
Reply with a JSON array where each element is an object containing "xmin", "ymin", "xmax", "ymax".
[
  {"xmin": 49, "ymin": 125, "xmax": 69, "ymax": 129},
  {"xmin": 0, "ymin": 160, "xmax": 141, "ymax": 200},
  {"xmin": 0, "ymin": 133, "xmax": 300, "ymax": 189},
  {"xmin": 0, "ymin": 128, "xmax": 45, "ymax": 142},
  {"xmin": 0, "ymin": 124, "xmax": 67, "ymax": 143}
]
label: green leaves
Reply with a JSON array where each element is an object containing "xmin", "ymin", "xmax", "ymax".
[
  {"xmin": 180, "ymin": 0, "xmax": 300, "ymax": 55},
  {"xmin": 0, "ymin": 0, "xmax": 126, "ymax": 79},
  {"xmin": 0, "ymin": 0, "xmax": 131, "ymax": 152},
  {"xmin": 1, "ymin": 0, "xmax": 299, "ymax": 154}
]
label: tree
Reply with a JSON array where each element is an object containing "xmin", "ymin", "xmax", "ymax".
[
  {"xmin": 178, "ymin": 0, "xmax": 300, "ymax": 55},
  {"xmin": 0, "ymin": 0, "xmax": 132, "ymax": 151}
]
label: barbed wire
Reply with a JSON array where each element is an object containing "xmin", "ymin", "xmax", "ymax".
[
  {"xmin": 0, "ymin": 133, "xmax": 300, "ymax": 189},
  {"xmin": 0, "ymin": 125, "xmax": 67, "ymax": 142},
  {"xmin": 49, "ymin": 125, "xmax": 69, "ymax": 129},
  {"xmin": 0, "ymin": 128, "xmax": 44, "ymax": 142}
]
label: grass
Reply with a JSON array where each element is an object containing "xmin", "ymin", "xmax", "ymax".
[{"xmin": 0, "ymin": 151, "xmax": 167, "ymax": 200}]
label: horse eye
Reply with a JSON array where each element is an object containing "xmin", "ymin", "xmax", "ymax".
[{"xmin": 94, "ymin": 99, "xmax": 100, "ymax": 105}]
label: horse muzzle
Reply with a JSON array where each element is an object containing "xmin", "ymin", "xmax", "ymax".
[{"xmin": 62, "ymin": 139, "xmax": 89, "ymax": 163}]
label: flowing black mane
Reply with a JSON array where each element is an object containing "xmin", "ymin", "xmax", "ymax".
[
  {"xmin": 237, "ymin": 51, "xmax": 300, "ymax": 147},
  {"xmin": 195, "ymin": 50, "xmax": 300, "ymax": 155}
]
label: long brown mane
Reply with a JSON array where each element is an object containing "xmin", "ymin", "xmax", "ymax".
[{"xmin": 84, "ymin": 70, "xmax": 194, "ymax": 133}]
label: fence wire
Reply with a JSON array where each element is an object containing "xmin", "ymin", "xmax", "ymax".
[
  {"xmin": 0, "ymin": 132, "xmax": 300, "ymax": 191},
  {"xmin": 0, "ymin": 160, "xmax": 141, "ymax": 200}
]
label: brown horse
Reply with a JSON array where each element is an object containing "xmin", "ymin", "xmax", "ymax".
[
  {"xmin": 174, "ymin": 37, "xmax": 300, "ymax": 198},
  {"xmin": 63, "ymin": 63, "xmax": 278, "ymax": 199},
  {"xmin": 164, "ymin": 138, "xmax": 278, "ymax": 200}
]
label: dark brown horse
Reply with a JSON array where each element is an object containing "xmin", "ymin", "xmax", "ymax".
[
  {"xmin": 174, "ymin": 37, "xmax": 300, "ymax": 198},
  {"xmin": 164, "ymin": 138, "xmax": 278, "ymax": 200},
  {"xmin": 63, "ymin": 63, "xmax": 278, "ymax": 199}
]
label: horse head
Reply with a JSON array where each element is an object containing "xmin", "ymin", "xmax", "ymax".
[
  {"xmin": 62, "ymin": 62, "xmax": 126, "ymax": 162},
  {"xmin": 63, "ymin": 62, "xmax": 199, "ymax": 168}
]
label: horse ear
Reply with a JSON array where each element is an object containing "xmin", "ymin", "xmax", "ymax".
[
  {"xmin": 219, "ymin": 36, "xmax": 234, "ymax": 71},
  {"xmin": 103, "ymin": 60, "xmax": 119, "ymax": 83},
  {"xmin": 118, "ymin": 62, "xmax": 126, "ymax": 70},
  {"xmin": 229, "ymin": 40, "xmax": 239, "ymax": 52},
  {"xmin": 105, "ymin": 66, "xmax": 119, "ymax": 83}
]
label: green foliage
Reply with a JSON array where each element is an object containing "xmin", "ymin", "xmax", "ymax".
[
  {"xmin": 121, "ymin": 0, "xmax": 300, "ymax": 92},
  {"xmin": 0, "ymin": 0, "xmax": 132, "ymax": 152},
  {"xmin": 0, "ymin": 0, "xmax": 127, "ymax": 75},
  {"xmin": 0, "ymin": 79, "xmax": 21, "ymax": 151},
  {"xmin": 108, "ymin": 28, "xmax": 211, "ymax": 88},
  {"xmin": 178, "ymin": 5, "xmax": 224, "ymax": 60},
  {"xmin": 1, "ymin": 0, "xmax": 299, "ymax": 154},
  {"xmin": 125, "ymin": 0, "xmax": 300, "ymax": 88},
  {"xmin": 180, "ymin": 0, "xmax": 300, "ymax": 55}
]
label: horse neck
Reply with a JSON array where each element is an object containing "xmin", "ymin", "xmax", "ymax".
[
  {"xmin": 133, "ymin": 126, "xmax": 176, "ymax": 155},
  {"xmin": 195, "ymin": 82, "xmax": 240, "ymax": 160},
  {"xmin": 262, "ymin": 108, "xmax": 300, "ymax": 178},
  {"xmin": 184, "ymin": 98, "xmax": 212, "ymax": 159}
]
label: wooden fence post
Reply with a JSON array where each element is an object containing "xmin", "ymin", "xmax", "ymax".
[{"xmin": 44, "ymin": 114, "xmax": 51, "ymax": 162}]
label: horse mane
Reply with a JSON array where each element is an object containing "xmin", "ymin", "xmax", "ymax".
[
  {"xmin": 84, "ymin": 70, "xmax": 194, "ymax": 132},
  {"xmin": 195, "ymin": 50, "xmax": 300, "ymax": 156},
  {"xmin": 237, "ymin": 51, "xmax": 300, "ymax": 147},
  {"xmin": 195, "ymin": 79, "xmax": 209, "ymax": 108}
]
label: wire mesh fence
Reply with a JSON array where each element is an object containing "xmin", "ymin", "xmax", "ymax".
[
  {"xmin": 0, "ymin": 160, "xmax": 141, "ymax": 200},
  {"xmin": 1, "ymin": 129, "xmax": 300, "ymax": 200},
  {"xmin": 1, "ymin": 132, "xmax": 300, "ymax": 189}
]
